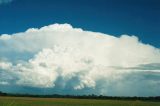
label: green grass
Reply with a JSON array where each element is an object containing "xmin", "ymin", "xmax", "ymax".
[{"xmin": 0, "ymin": 96, "xmax": 160, "ymax": 106}]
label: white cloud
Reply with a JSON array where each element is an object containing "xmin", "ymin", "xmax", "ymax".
[
  {"xmin": 0, "ymin": 61, "xmax": 12, "ymax": 70},
  {"xmin": 0, "ymin": 23, "xmax": 160, "ymax": 96}
]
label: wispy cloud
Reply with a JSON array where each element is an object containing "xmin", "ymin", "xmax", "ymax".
[
  {"xmin": 0, "ymin": 0, "xmax": 13, "ymax": 5},
  {"xmin": 0, "ymin": 23, "xmax": 160, "ymax": 96}
]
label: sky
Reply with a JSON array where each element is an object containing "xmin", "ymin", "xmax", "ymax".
[
  {"xmin": 0, "ymin": 0, "xmax": 160, "ymax": 47},
  {"xmin": 0, "ymin": 0, "xmax": 160, "ymax": 96}
]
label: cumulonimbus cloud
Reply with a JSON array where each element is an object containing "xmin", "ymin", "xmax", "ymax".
[{"xmin": 0, "ymin": 23, "xmax": 160, "ymax": 96}]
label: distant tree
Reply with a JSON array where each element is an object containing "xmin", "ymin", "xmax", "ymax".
[
  {"xmin": 0, "ymin": 91, "xmax": 7, "ymax": 96},
  {"xmin": 0, "ymin": 91, "xmax": 160, "ymax": 101}
]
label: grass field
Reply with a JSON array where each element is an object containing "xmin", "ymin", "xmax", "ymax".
[{"xmin": 0, "ymin": 96, "xmax": 160, "ymax": 106}]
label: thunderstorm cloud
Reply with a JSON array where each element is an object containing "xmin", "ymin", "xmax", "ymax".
[{"xmin": 0, "ymin": 24, "xmax": 160, "ymax": 96}]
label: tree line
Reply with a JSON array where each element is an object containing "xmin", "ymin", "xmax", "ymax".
[{"xmin": 0, "ymin": 91, "xmax": 160, "ymax": 101}]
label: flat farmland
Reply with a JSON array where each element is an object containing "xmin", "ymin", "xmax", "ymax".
[{"xmin": 0, "ymin": 96, "xmax": 160, "ymax": 106}]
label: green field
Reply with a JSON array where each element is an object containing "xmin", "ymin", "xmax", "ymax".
[{"xmin": 0, "ymin": 96, "xmax": 160, "ymax": 106}]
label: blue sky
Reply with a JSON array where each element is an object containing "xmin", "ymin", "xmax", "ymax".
[
  {"xmin": 0, "ymin": 0, "xmax": 160, "ymax": 47},
  {"xmin": 0, "ymin": 0, "xmax": 160, "ymax": 96}
]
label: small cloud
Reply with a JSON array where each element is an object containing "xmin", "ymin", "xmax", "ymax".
[
  {"xmin": 0, "ymin": 81, "xmax": 9, "ymax": 85},
  {"xmin": 0, "ymin": 0, "xmax": 13, "ymax": 5}
]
